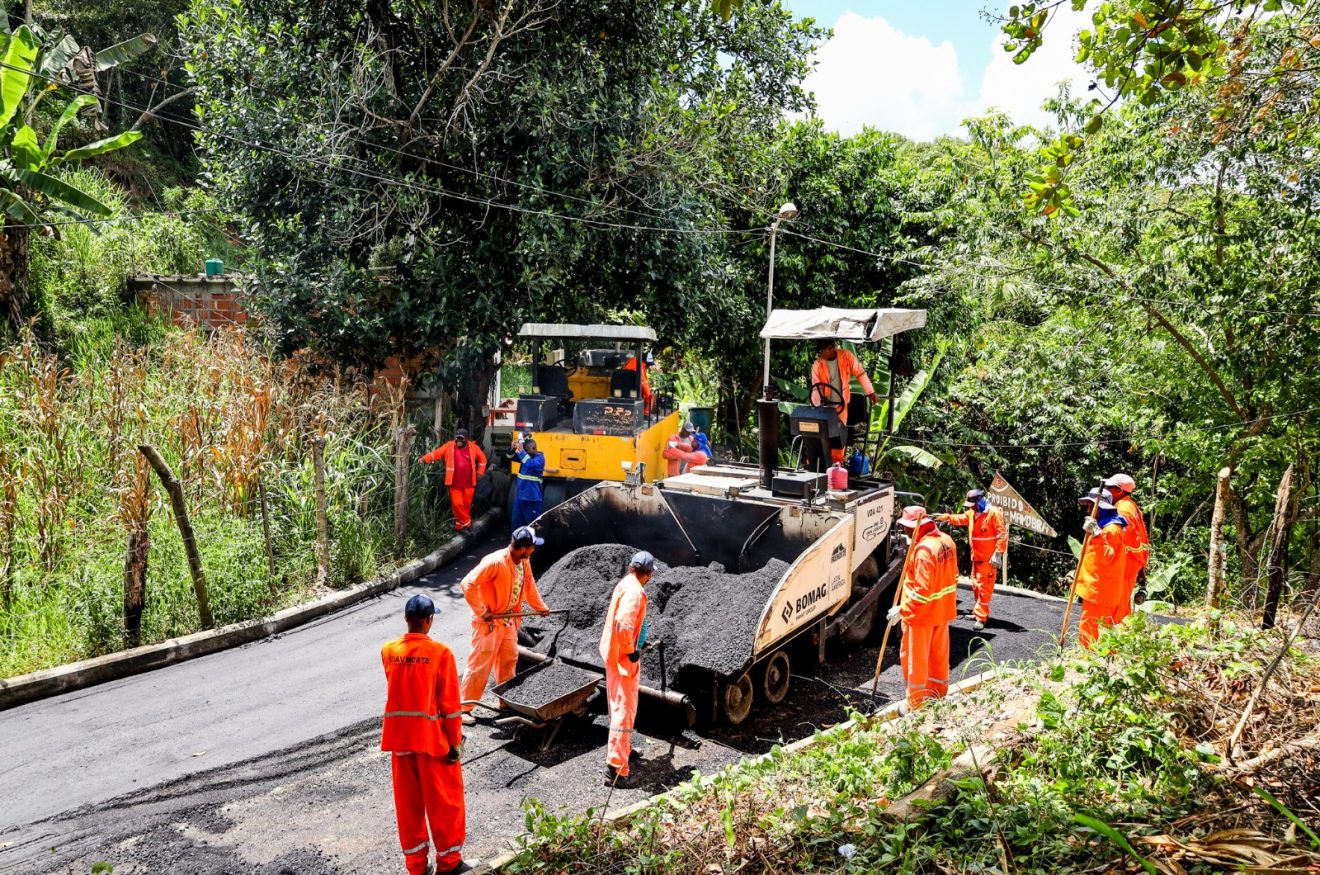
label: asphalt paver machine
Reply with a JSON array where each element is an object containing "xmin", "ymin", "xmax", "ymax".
[{"xmin": 521, "ymin": 308, "xmax": 929, "ymax": 725}]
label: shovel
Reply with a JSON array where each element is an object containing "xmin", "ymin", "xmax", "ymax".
[{"xmin": 1058, "ymin": 479, "xmax": 1106, "ymax": 648}]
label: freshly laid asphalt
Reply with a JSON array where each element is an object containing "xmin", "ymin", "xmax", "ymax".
[{"xmin": 0, "ymin": 532, "xmax": 1095, "ymax": 874}]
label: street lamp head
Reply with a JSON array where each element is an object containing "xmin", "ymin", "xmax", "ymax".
[{"xmin": 776, "ymin": 202, "xmax": 798, "ymax": 221}]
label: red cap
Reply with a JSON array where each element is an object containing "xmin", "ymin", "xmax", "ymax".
[{"xmin": 896, "ymin": 505, "xmax": 929, "ymax": 528}]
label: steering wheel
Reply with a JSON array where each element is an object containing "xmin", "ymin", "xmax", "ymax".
[{"xmin": 809, "ymin": 381, "xmax": 846, "ymax": 415}]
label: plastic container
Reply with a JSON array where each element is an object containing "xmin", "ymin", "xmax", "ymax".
[
  {"xmin": 687, "ymin": 406, "xmax": 714, "ymax": 435},
  {"xmin": 848, "ymin": 451, "xmax": 870, "ymax": 476},
  {"xmin": 828, "ymin": 463, "xmax": 849, "ymax": 491},
  {"xmin": 204, "ymin": 258, "xmax": 225, "ymax": 277}
]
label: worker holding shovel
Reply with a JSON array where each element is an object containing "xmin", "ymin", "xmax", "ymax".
[
  {"xmin": 885, "ymin": 506, "xmax": 958, "ymax": 712},
  {"xmin": 600, "ymin": 550, "xmax": 655, "ymax": 788},
  {"xmin": 458, "ymin": 527, "xmax": 552, "ymax": 724},
  {"xmin": 1104, "ymin": 473, "xmax": 1149, "ymax": 622},
  {"xmin": 935, "ymin": 489, "xmax": 1007, "ymax": 631},
  {"xmin": 1074, "ymin": 487, "xmax": 1128, "ymax": 649}
]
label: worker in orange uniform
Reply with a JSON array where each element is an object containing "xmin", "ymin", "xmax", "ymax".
[
  {"xmin": 1075, "ymin": 487, "xmax": 1128, "ymax": 650},
  {"xmin": 886, "ymin": 506, "xmax": 958, "ymax": 712},
  {"xmin": 600, "ymin": 550, "xmax": 655, "ymax": 787},
  {"xmin": 809, "ymin": 339, "xmax": 880, "ymax": 464},
  {"xmin": 935, "ymin": 489, "xmax": 1007, "ymax": 631},
  {"xmin": 420, "ymin": 427, "xmax": 487, "ymax": 532},
  {"xmin": 662, "ymin": 422, "xmax": 709, "ymax": 476},
  {"xmin": 622, "ymin": 353, "xmax": 654, "ymax": 415},
  {"xmin": 458, "ymin": 526, "xmax": 551, "ymax": 723},
  {"xmin": 381, "ymin": 594, "xmax": 470, "ymax": 875},
  {"xmin": 1104, "ymin": 473, "xmax": 1149, "ymax": 623}
]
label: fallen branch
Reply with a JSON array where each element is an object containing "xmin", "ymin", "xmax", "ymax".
[
  {"xmin": 1225, "ymin": 730, "xmax": 1320, "ymax": 775},
  {"xmin": 139, "ymin": 444, "xmax": 213, "ymax": 629}
]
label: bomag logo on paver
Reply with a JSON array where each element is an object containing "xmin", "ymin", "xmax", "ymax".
[
  {"xmin": 831, "ymin": 544, "xmax": 846, "ymax": 563},
  {"xmin": 782, "ymin": 581, "xmax": 830, "ymax": 622}
]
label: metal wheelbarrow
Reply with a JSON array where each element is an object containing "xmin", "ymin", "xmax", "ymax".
[{"xmin": 476, "ymin": 659, "xmax": 602, "ymax": 751}]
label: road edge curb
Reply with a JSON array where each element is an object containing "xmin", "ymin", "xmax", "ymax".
[{"xmin": 0, "ymin": 512, "xmax": 499, "ymax": 711}]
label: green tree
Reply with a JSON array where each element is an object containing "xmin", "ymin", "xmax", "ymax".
[{"xmin": 180, "ymin": 0, "xmax": 820, "ymax": 438}]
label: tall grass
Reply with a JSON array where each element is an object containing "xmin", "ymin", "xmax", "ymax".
[{"xmin": 0, "ymin": 325, "xmax": 453, "ymax": 677}]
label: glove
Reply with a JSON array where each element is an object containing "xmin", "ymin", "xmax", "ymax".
[
  {"xmin": 627, "ymin": 651, "xmax": 641, "ymax": 662},
  {"xmin": 1133, "ymin": 589, "xmax": 1147, "ymax": 606},
  {"xmin": 990, "ymin": 552, "xmax": 1003, "ymax": 569},
  {"xmin": 886, "ymin": 606, "xmax": 901, "ymax": 627},
  {"xmin": 1082, "ymin": 517, "xmax": 1101, "ymax": 537},
  {"xmin": 1137, "ymin": 568, "xmax": 1148, "ymax": 587},
  {"xmin": 447, "ymin": 742, "xmax": 464, "ymax": 764},
  {"xmin": 538, "ymin": 609, "xmax": 551, "ymax": 617}
]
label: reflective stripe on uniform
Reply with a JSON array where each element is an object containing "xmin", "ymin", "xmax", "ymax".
[
  {"xmin": 402, "ymin": 841, "xmax": 430, "ymax": 855},
  {"xmin": 441, "ymin": 711, "xmax": 463, "ymax": 719},
  {"xmin": 907, "ymin": 584, "xmax": 958, "ymax": 604},
  {"xmin": 384, "ymin": 710, "xmax": 441, "ymax": 721},
  {"xmin": 436, "ymin": 843, "xmax": 464, "ymax": 856},
  {"xmin": 517, "ymin": 473, "xmax": 543, "ymax": 482}
]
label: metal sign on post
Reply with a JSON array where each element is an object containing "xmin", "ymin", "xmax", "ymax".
[{"xmin": 985, "ymin": 471, "xmax": 1057, "ymax": 539}]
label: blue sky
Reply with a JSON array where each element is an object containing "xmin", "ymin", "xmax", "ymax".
[{"xmin": 780, "ymin": 1, "xmax": 1092, "ymax": 139}]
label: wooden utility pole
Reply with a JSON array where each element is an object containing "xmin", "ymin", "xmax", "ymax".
[
  {"xmin": 122, "ymin": 527, "xmax": 149, "ymax": 646},
  {"xmin": 1207, "ymin": 467, "xmax": 1232, "ymax": 609},
  {"xmin": 311, "ymin": 436, "xmax": 329, "ymax": 587},
  {"xmin": 139, "ymin": 444, "xmax": 213, "ymax": 629},
  {"xmin": 1261, "ymin": 464, "xmax": 1294, "ymax": 630},
  {"xmin": 394, "ymin": 423, "xmax": 416, "ymax": 554}
]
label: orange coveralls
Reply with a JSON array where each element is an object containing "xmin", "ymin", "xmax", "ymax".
[
  {"xmin": 381, "ymin": 633, "xmax": 465, "ymax": 875},
  {"xmin": 459, "ymin": 548, "xmax": 548, "ymax": 711},
  {"xmin": 937, "ymin": 505, "xmax": 1007, "ymax": 623},
  {"xmin": 1113, "ymin": 495, "xmax": 1149, "ymax": 623},
  {"xmin": 662, "ymin": 432, "xmax": 708, "ymax": 477},
  {"xmin": 1075, "ymin": 520, "xmax": 1128, "ymax": 649},
  {"xmin": 420, "ymin": 440, "xmax": 488, "ymax": 531},
  {"xmin": 809, "ymin": 348, "xmax": 875, "ymax": 464},
  {"xmin": 899, "ymin": 527, "xmax": 959, "ymax": 710},
  {"xmin": 622, "ymin": 357, "xmax": 654, "ymax": 415},
  {"xmin": 599, "ymin": 572, "xmax": 648, "ymax": 776}
]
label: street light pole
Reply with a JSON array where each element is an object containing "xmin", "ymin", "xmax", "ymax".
[{"xmin": 761, "ymin": 202, "xmax": 797, "ymax": 396}]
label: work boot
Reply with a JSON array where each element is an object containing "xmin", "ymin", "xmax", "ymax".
[
  {"xmin": 628, "ymin": 749, "xmax": 642, "ymax": 763},
  {"xmin": 972, "ymin": 620, "xmax": 985, "ymax": 632},
  {"xmin": 435, "ymin": 862, "xmax": 472, "ymax": 874},
  {"xmin": 604, "ymin": 767, "xmax": 635, "ymax": 788},
  {"xmin": 461, "ymin": 713, "xmax": 477, "ymax": 726}
]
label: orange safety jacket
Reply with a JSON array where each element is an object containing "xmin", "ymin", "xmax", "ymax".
[
  {"xmin": 809, "ymin": 348, "xmax": 875, "ymax": 422},
  {"xmin": 600, "ymin": 572, "xmax": 648, "ymax": 678},
  {"xmin": 380, "ymin": 633, "xmax": 463, "ymax": 757},
  {"xmin": 900, "ymin": 528, "xmax": 958, "ymax": 626},
  {"xmin": 936, "ymin": 506, "xmax": 1007, "ymax": 563},
  {"xmin": 421, "ymin": 441, "xmax": 488, "ymax": 487},
  {"xmin": 662, "ymin": 433, "xmax": 707, "ymax": 476},
  {"xmin": 1114, "ymin": 496, "xmax": 1149, "ymax": 572},
  {"xmin": 621, "ymin": 357, "xmax": 654, "ymax": 413},
  {"xmin": 1076, "ymin": 521, "xmax": 1127, "ymax": 606},
  {"xmin": 461, "ymin": 547, "xmax": 548, "ymax": 623}
]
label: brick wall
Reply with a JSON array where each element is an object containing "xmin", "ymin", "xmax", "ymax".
[{"xmin": 127, "ymin": 274, "xmax": 251, "ymax": 329}]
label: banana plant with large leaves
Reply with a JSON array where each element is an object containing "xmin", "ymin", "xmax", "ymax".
[
  {"xmin": 0, "ymin": 24, "xmax": 146, "ymax": 329},
  {"xmin": 867, "ymin": 338, "xmax": 949, "ymax": 471}
]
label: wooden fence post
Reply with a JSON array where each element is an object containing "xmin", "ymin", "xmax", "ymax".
[
  {"xmin": 395, "ymin": 424, "xmax": 416, "ymax": 554},
  {"xmin": 139, "ymin": 444, "xmax": 213, "ymax": 629},
  {"xmin": 311, "ymin": 436, "xmax": 329, "ymax": 587},
  {"xmin": 258, "ymin": 477, "xmax": 276, "ymax": 580},
  {"xmin": 123, "ymin": 527, "xmax": 149, "ymax": 646},
  {"xmin": 1261, "ymin": 464, "xmax": 1294, "ymax": 630},
  {"xmin": 1207, "ymin": 466, "xmax": 1232, "ymax": 609}
]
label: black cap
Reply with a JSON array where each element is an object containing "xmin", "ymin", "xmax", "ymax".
[
  {"xmin": 512, "ymin": 526, "xmax": 544, "ymax": 547},
  {"xmin": 455, "ymin": 427, "xmax": 468, "ymax": 438},
  {"xmin": 815, "ymin": 337, "xmax": 836, "ymax": 352},
  {"xmin": 630, "ymin": 551, "xmax": 656, "ymax": 573},
  {"xmin": 404, "ymin": 594, "xmax": 436, "ymax": 619}
]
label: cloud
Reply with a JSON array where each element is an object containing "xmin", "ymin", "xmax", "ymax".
[
  {"xmin": 977, "ymin": 4, "xmax": 1093, "ymax": 130},
  {"xmin": 803, "ymin": 12, "xmax": 969, "ymax": 140},
  {"xmin": 803, "ymin": 6, "xmax": 1094, "ymax": 139}
]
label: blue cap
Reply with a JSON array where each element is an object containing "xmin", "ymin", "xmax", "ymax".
[
  {"xmin": 404, "ymin": 594, "xmax": 436, "ymax": 619},
  {"xmin": 512, "ymin": 526, "xmax": 544, "ymax": 547}
]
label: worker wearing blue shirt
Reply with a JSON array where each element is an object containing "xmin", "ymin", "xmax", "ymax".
[{"xmin": 509, "ymin": 436, "xmax": 546, "ymax": 531}]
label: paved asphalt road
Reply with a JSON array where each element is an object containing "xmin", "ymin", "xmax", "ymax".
[
  {"xmin": 0, "ymin": 529, "xmax": 508, "ymax": 829},
  {"xmin": 0, "ymin": 531, "xmax": 1096, "ymax": 874}
]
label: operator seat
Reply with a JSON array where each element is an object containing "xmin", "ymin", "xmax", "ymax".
[
  {"xmin": 534, "ymin": 364, "xmax": 571, "ymax": 400},
  {"xmin": 609, "ymin": 369, "xmax": 641, "ymax": 401},
  {"xmin": 846, "ymin": 394, "xmax": 870, "ymax": 446}
]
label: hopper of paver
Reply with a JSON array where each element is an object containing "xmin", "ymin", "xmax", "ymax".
[{"xmin": 522, "ymin": 481, "xmax": 861, "ymax": 725}]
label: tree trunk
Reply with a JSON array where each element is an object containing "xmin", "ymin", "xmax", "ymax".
[
  {"xmin": 394, "ymin": 423, "xmax": 416, "ymax": 555},
  {"xmin": 0, "ymin": 222, "xmax": 32, "ymax": 333},
  {"xmin": 123, "ymin": 527, "xmax": 149, "ymax": 647},
  {"xmin": 138, "ymin": 444, "xmax": 214, "ymax": 629},
  {"xmin": 454, "ymin": 351, "xmax": 498, "ymax": 447},
  {"xmin": 1207, "ymin": 466, "xmax": 1232, "ymax": 609},
  {"xmin": 311, "ymin": 436, "xmax": 329, "ymax": 587},
  {"xmin": 1261, "ymin": 464, "xmax": 1294, "ymax": 630}
]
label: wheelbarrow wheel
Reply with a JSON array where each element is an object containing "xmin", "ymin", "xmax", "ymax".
[
  {"xmin": 719, "ymin": 672, "xmax": 754, "ymax": 725},
  {"xmin": 759, "ymin": 650, "xmax": 790, "ymax": 705}
]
